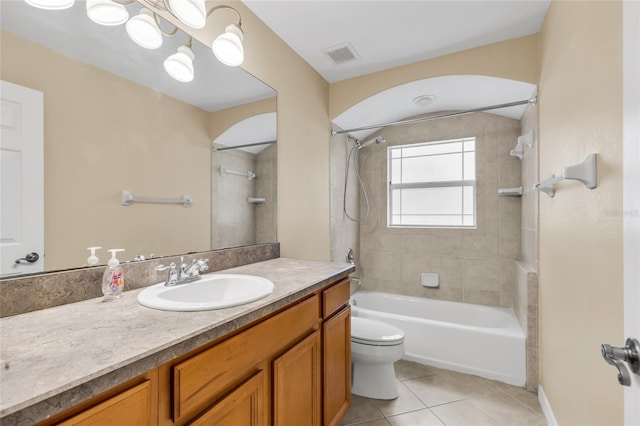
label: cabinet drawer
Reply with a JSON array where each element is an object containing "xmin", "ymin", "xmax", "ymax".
[
  {"xmin": 57, "ymin": 380, "xmax": 153, "ymax": 426},
  {"xmin": 322, "ymin": 279, "xmax": 350, "ymax": 318},
  {"xmin": 173, "ymin": 295, "xmax": 320, "ymax": 421}
]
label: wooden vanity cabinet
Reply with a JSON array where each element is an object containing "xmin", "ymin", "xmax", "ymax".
[
  {"xmin": 37, "ymin": 277, "xmax": 353, "ymax": 426},
  {"xmin": 163, "ymin": 294, "xmax": 321, "ymax": 425},
  {"xmin": 321, "ymin": 279, "xmax": 351, "ymax": 426}
]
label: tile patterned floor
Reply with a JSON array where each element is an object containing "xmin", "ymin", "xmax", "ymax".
[{"xmin": 341, "ymin": 360, "xmax": 546, "ymax": 426}]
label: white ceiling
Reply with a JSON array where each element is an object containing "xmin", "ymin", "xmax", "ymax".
[
  {"xmin": 242, "ymin": 0, "xmax": 550, "ymax": 83},
  {"xmin": 243, "ymin": 1, "xmax": 546, "ymax": 136},
  {"xmin": 0, "ymin": 1, "xmax": 275, "ymax": 112}
]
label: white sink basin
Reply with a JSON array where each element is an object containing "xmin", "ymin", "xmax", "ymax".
[{"xmin": 137, "ymin": 274, "xmax": 275, "ymax": 311}]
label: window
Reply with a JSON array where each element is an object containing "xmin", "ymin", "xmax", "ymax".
[{"xmin": 388, "ymin": 137, "xmax": 476, "ymax": 228}]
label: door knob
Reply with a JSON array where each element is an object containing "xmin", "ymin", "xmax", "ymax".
[
  {"xmin": 14, "ymin": 252, "xmax": 39, "ymax": 264},
  {"xmin": 601, "ymin": 338, "xmax": 640, "ymax": 386}
]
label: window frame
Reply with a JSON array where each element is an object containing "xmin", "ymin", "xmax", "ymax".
[{"xmin": 387, "ymin": 137, "xmax": 477, "ymax": 229}]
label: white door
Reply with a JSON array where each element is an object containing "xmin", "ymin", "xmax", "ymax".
[
  {"xmin": 0, "ymin": 80, "xmax": 44, "ymax": 276},
  {"xmin": 624, "ymin": 1, "xmax": 640, "ymax": 424}
]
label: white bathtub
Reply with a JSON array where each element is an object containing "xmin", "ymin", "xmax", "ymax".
[{"xmin": 350, "ymin": 291, "xmax": 526, "ymax": 386}]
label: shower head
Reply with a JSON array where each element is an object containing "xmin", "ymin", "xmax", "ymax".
[{"xmin": 357, "ymin": 136, "xmax": 386, "ymax": 150}]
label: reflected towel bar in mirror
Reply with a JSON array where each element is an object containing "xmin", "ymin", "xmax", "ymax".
[{"xmin": 121, "ymin": 190, "xmax": 192, "ymax": 207}]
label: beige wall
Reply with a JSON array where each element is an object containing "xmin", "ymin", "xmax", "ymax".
[
  {"xmin": 0, "ymin": 30, "xmax": 211, "ymax": 270},
  {"xmin": 356, "ymin": 113, "xmax": 521, "ymax": 307},
  {"xmin": 208, "ymin": 97, "xmax": 276, "ymax": 142},
  {"xmin": 538, "ymin": 1, "xmax": 624, "ymax": 424},
  {"xmin": 329, "ymin": 35, "xmax": 540, "ymax": 119}
]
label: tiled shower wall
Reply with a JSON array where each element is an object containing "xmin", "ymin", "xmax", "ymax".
[
  {"xmin": 255, "ymin": 144, "xmax": 277, "ymax": 244},
  {"xmin": 520, "ymin": 104, "xmax": 539, "ymax": 271},
  {"xmin": 212, "ymin": 146, "xmax": 277, "ymax": 249},
  {"xmin": 515, "ymin": 102, "xmax": 539, "ymax": 392},
  {"xmin": 330, "ymin": 131, "xmax": 359, "ymax": 266},
  {"xmin": 356, "ymin": 112, "xmax": 522, "ymax": 308},
  {"xmin": 212, "ymin": 149, "xmax": 256, "ymax": 248}
]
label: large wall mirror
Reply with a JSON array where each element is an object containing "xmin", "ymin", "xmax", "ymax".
[{"xmin": 0, "ymin": 1, "xmax": 277, "ymax": 277}]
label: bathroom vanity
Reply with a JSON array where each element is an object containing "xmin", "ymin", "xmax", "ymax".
[{"xmin": 0, "ymin": 258, "xmax": 353, "ymax": 426}]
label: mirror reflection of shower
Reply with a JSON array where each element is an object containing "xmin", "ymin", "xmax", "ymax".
[{"xmin": 343, "ymin": 135, "xmax": 386, "ymax": 222}]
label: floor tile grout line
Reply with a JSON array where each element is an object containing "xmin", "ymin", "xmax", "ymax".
[
  {"xmin": 464, "ymin": 398, "xmax": 504, "ymax": 426},
  {"xmin": 345, "ymin": 361, "xmax": 542, "ymax": 426},
  {"xmin": 429, "ymin": 406, "xmax": 451, "ymax": 426},
  {"xmin": 489, "ymin": 384, "xmax": 544, "ymax": 416}
]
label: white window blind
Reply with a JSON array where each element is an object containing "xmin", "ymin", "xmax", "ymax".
[{"xmin": 388, "ymin": 137, "xmax": 476, "ymax": 228}]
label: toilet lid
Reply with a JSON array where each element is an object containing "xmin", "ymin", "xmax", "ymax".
[{"xmin": 351, "ymin": 316, "xmax": 404, "ymax": 346}]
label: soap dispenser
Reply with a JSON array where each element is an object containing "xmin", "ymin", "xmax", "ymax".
[
  {"xmin": 86, "ymin": 246, "xmax": 102, "ymax": 266},
  {"xmin": 102, "ymin": 249, "xmax": 125, "ymax": 301}
]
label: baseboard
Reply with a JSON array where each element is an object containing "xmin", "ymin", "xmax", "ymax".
[{"xmin": 538, "ymin": 385, "xmax": 558, "ymax": 426}]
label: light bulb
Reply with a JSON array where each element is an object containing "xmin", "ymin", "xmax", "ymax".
[
  {"xmin": 168, "ymin": 0, "xmax": 206, "ymax": 29},
  {"xmin": 212, "ymin": 24, "xmax": 244, "ymax": 66},
  {"xmin": 86, "ymin": 0, "xmax": 129, "ymax": 26},
  {"xmin": 126, "ymin": 8, "xmax": 162, "ymax": 49},
  {"xmin": 164, "ymin": 45, "xmax": 195, "ymax": 82},
  {"xmin": 24, "ymin": 0, "xmax": 74, "ymax": 10}
]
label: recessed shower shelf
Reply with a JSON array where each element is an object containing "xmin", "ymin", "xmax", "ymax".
[{"xmin": 498, "ymin": 187, "xmax": 523, "ymax": 196}]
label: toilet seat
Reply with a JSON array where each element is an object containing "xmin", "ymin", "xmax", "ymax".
[{"xmin": 351, "ymin": 316, "xmax": 404, "ymax": 346}]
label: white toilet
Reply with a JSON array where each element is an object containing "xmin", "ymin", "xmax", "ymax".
[{"xmin": 351, "ymin": 316, "xmax": 405, "ymax": 400}]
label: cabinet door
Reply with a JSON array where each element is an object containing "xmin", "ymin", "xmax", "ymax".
[
  {"xmin": 189, "ymin": 370, "xmax": 267, "ymax": 426},
  {"xmin": 273, "ymin": 330, "xmax": 321, "ymax": 426},
  {"xmin": 56, "ymin": 380, "xmax": 153, "ymax": 426},
  {"xmin": 323, "ymin": 306, "xmax": 351, "ymax": 426}
]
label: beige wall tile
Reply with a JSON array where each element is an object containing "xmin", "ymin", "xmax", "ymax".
[
  {"xmin": 352, "ymin": 113, "xmax": 521, "ymax": 309},
  {"xmin": 499, "ymin": 290, "xmax": 514, "ymax": 308},
  {"xmin": 403, "ymin": 233, "xmax": 463, "ymax": 256},
  {"xmin": 462, "ymin": 258, "xmax": 501, "ymax": 291},
  {"xmin": 400, "ymin": 253, "xmax": 432, "ymax": 286},
  {"xmin": 463, "ymin": 289, "xmax": 501, "ymax": 306},
  {"xmin": 429, "ymin": 286, "xmax": 464, "ymax": 302},
  {"xmin": 430, "ymin": 256, "xmax": 464, "ymax": 288},
  {"xmin": 463, "ymin": 227, "xmax": 500, "ymax": 258},
  {"xmin": 526, "ymin": 347, "xmax": 538, "ymax": 393}
]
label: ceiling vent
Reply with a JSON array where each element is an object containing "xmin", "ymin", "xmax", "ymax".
[{"xmin": 322, "ymin": 42, "xmax": 360, "ymax": 65}]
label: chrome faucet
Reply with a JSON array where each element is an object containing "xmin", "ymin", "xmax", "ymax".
[{"xmin": 155, "ymin": 257, "xmax": 209, "ymax": 286}]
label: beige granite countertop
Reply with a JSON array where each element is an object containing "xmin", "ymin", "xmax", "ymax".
[{"xmin": 0, "ymin": 258, "xmax": 354, "ymax": 423}]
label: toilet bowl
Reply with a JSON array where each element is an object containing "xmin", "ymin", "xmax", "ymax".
[{"xmin": 351, "ymin": 316, "xmax": 405, "ymax": 400}]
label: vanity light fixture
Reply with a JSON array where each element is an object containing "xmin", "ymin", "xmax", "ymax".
[
  {"xmin": 86, "ymin": 0, "xmax": 129, "ymax": 26},
  {"xmin": 126, "ymin": 7, "xmax": 165, "ymax": 49},
  {"xmin": 24, "ymin": 0, "xmax": 74, "ymax": 10},
  {"xmin": 23, "ymin": 0, "xmax": 245, "ymax": 72},
  {"xmin": 164, "ymin": 36, "xmax": 195, "ymax": 82}
]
